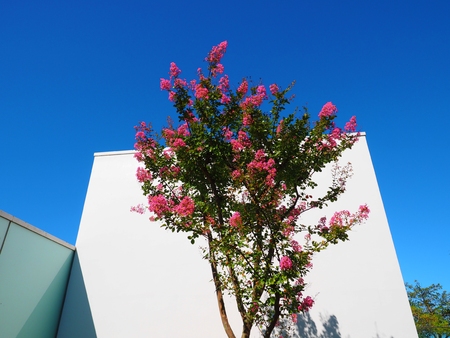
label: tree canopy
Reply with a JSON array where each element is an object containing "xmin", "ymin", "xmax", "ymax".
[
  {"xmin": 133, "ymin": 41, "xmax": 369, "ymax": 338},
  {"xmin": 406, "ymin": 281, "xmax": 450, "ymax": 338}
]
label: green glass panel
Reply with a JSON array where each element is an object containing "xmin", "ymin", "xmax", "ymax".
[{"xmin": 0, "ymin": 222, "xmax": 74, "ymax": 338}]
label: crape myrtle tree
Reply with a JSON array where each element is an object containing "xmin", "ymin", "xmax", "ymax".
[
  {"xmin": 132, "ymin": 41, "xmax": 370, "ymax": 338},
  {"xmin": 406, "ymin": 281, "xmax": 450, "ymax": 338}
]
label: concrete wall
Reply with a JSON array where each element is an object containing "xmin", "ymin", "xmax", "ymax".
[
  {"xmin": 66, "ymin": 134, "xmax": 418, "ymax": 337},
  {"xmin": 0, "ymin": 211, "xmax": 74, "ymax": 338}
]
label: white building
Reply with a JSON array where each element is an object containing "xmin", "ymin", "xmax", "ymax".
[{"xmin": 1, "ymin": 133, "xmax": 418, "ymax": 337}]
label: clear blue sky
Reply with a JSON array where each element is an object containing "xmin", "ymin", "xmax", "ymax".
[{"xmin": 1, "ymin": 0, "xmax": 449, "ymax": 290}]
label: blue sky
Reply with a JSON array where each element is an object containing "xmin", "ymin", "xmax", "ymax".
[{"xmin": 1, "ymin": 0, "xmax": 449, "ymax": 290}]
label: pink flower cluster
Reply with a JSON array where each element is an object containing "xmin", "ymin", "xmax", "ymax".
[
  {"xmin": 174, "ymin": 78, "xmax": 187, "ymax": 88},
  {"xmin": 345, "ymin": 116, "xmax": 357, "ymax": 132},
  {"xmin": 290, "ymin": 240, "xmax": 302, "ymax": 252},
  {"xmin": 242, "ymin": 112, "xmax": 253, "ymax": 126},
  {"xmin": 240, "ymin": 85, "xmax": 267, "ymax": 110},
  {"xmin": 231, "ymin": 130, "xmax": 252, "ymax": 151},
  {"xmin": 329, "ymin": 204, "xmax": 370, "ymax": 228},
  {"xmin": 169, "ymin": 62, "xmax": 181, "ymax": 78},
  {"xmin": 218, "ymin": 75, "xmax": 230, "ymax": 103},
  {"xmin": 130, "ymin": 204, "xmax": 146, "ymax": 214},
  {"xmin": 162, "ymin": 124, "xmax": 190, "ymax": 150},
  {"xmin": 247, "ymin": 150, "xmax": 276, "ymax": 187},
  {"xmin": 269, "ymin": 83, "xmax": 279, "ymax": 95},
  {"xmin": 276, "ymin": 119, "xmax": 284, "ymax": 135},
  {"xmin": 222, "ymin": 127, "xmax": 233, "ymax": 141},
  {"xmin": 148, "ymin": 195, "xmax": 169, "ymax": 217},
  {"xmin": 317, "ymin": 127, "xmax": 342, "ymax": 151},
  {"xmin": 174, "ymin": 196, "xmax": 195, "ymax": 217},
  {"xmin": 218, "ymin": 75, "xmax": 229, "ymax": 93},
  {"xmin": 195, "ymin": 84, "xmax": 209, "ymax": 99},
  {"xmin": 229, "ymin": 211, "xmax": 242, "ymax": 227},
  {"xmin": 206, "ymin": 41, "xmax": 228, "ymax": 64},
  {"xmin": 136, "ymin": 167, "xmax": 152, "ymax": 183},
  {"xmin": 318, "ymin": 102, "xmax": 337, "ymax": 118},
  {"xmin": 237, "ymin": 80, "xmax": 248, "ymax": 96},
  {"xmin": 280, "ymin": 256, "xmax": 293, "ymax": 270},
  {"xmin": 297, "ymin": 296, "xmax": 314, "ymax": 312},
  {"xmin": 160, "ymin": 78, "xmax": 171, "ymax": 91},
  {"xmin": 134, "ymin": 122, "xmax": 156, "ymax": 162}
]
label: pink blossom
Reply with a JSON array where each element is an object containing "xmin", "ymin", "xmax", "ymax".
[
  {"xmin": 218, "ymin": 75, "xmax": 229, "ymax": 93},
  {"xmin": 256, "ymin": 85, "xmax": 267, "ymax": 99},
  {"xmin": 195, "ymin": 84, "xmax": 209, "ymax": 99},
  {"xmin": 276, "ymin": 119, "xmax": 284, "ymax": 135},
  {"xmin": 329, "ymin": 210, "xmax": 351, "ymax": 227},
  {"xmin": 168, "ymin": 91, "xmax": 176, "ymax": 102},
  {"xmin": 247, "ymin": 150, "xmax": 277, "ymax": 186},
  {"xmin": 242, "ymin": 112, "xmax": 253, "ymax": 126},
  {"xmin": 358, "ymin": 204, "xmax": 370, "ymax": 220},
  {"xmin": 174, "ymin": 78, "xmax": 187, "ymax": 88},
  {"xmin": 221, "ymin": 94, "xmax": 231, "ymax": 104},
  {"xmin": 170, "ymin": 166, "xmax": 181, "ymax": 177},
  {"xmin": 172, "ymin": 138, "xmax": 186, "ymax": 148},
  {"xmin": 189, "ymin": 79, "xmax": 197, "ymax": 90},
  {"xmin": 231, "ymin": 132, "xmax": 250, "ymax": 152},
  {"xmin": 298, "ymin": 296, "xmax": 314, "ymax": 312},
  {"xmin": 290, "ymin": 240, "xmax": 302, "ymax": 252},
  {"xmin": 148, "ymin": 195, "xmax": 169, "ymax": 217},
  {"xmin": 205, "ymin": 41, "xmax": 228, "ymax": 64},
  {"xmin": 162, "ymin": 128, "xmax": 176, "ymax": 140},
  {"xmin": 231, "ymin": 133, "xmax": 247, "ymax": 151},
  {"xmin": 282, "ymin": 225, "xmax": 294, "ymax": 237},
  {"xmin": 237, "ymin": 130, "xmax": 251, "ymax": 147},
  {"xmin": 345, "ymin": 116, "xmax": 357, "ymax": 132},
  {"xmin": 177, "ymin": 123, "xmax": 190, "ymax": 137},
  {"xmin": 130, "ymin": 204, "xmax": 146, "ymax": 214},
  {"xmin": 237, "ymin": 80, "xmax": 248, "ymax": 95},
  {"xmin": 174, "ymin": 196, "xmax": 195, "ymax": 217},
  {"xmin": 163, "ymin": 148, "xmax": 174, "ymax": 159},
  {"xmin": 295, "ymin": 278, "xmax": 305, "ymax": 286},
  {"xmin": 160, "ymin": 78, "xmax": 171, "ymax": 91},
  {"xmin": 222, "ymin": 127, "xmax": 233, "ymax": 140},
  {"xmin": 169, "ymin": 62, "xmax": 181, "ymax": 78},
  {"xmin": 134, "ymin": 151, "xmax": 143, "ymax": 162},
  {"xmin": 136, "ymin": 167, "xmax": 152, "ymax": 182},
  {"xmin": 269, "ymin": 83, "xmax": 279, "ymax": 95},
  {"xmin": 231, "ymin": 169, "xmax": 241, "ymax": 180},
  {"xmin": 318, "ymin": 102, "xmax": 337, "ymax": 118},
  {"xmin": 135, "ymin": 131, "xmax": 146, "ymax": 140},
  {"xmin": 280, "ymin": 256, "xmax": 293, "ymax": 270},
  {"xmin": 229, "ymin": 212, "xmax": 242, "ymax": 227},
  {"xmin": 215, "ymin": 63, "xmax": 224, "ymax": 75},
  {"xmin": 291, "ymin": 314, "xmax": 297, "ymax": 324},
  {"xmin": 331, "ymin": 127, "xmax": 342, "ymax": 140}
]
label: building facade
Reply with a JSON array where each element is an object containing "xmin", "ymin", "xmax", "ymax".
[{"xmin": 1, "ymin": 134, "xmax": 418, "ymax": 337}]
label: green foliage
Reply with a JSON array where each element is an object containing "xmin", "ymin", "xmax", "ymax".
[{"xmin": 406, "ymin": 281, "xmax": 450, "ymax": 338}]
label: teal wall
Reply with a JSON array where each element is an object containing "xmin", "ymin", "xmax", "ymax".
[{"xmin": 0, "ymin": 212, "xmax": 74, "ymax": 338}]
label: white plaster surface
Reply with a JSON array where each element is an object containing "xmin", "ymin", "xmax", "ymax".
[{"xmin": 67, "ymin": 135, "xmax": 417, "ymax": 337}]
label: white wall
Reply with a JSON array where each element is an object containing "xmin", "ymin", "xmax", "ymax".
[{"xmin": 62, "ymin": 134, "xmax": 417, "ymax": 338}]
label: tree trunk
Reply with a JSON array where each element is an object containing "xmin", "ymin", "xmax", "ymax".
[
  {"xmin": 263, "ymin": 293, "xmax": 281, "ymax": 338},
  {"xmin": 208, "ymin": 234, "xmax": 236, "ymax": 338},
  {"xmin": 241, "ymin": 321, "xmax": 253, "ymax": 338}
]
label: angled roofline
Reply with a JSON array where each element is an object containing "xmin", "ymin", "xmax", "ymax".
[{"xmin": 0, "ymin": 210, "xmax": 75, "ymax": 250}]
